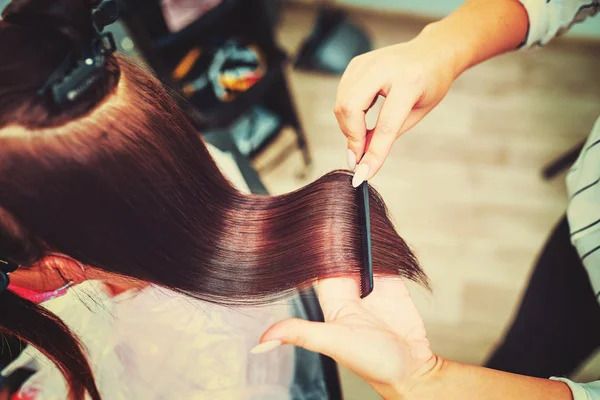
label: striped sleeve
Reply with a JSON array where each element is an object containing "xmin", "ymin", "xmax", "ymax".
[
  {"xmin": 550, "ymin": 377, "xmax": 600, "ymax": 400},
  {"xmin": 517, "ymin": 0, "xmax": 599, "ymax": 47},
  {"xmin": 566, "ymin": 117, "xmax": 600, "ymax": 298}
]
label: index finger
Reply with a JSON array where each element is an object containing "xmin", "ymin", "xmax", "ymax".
[
  {"xmin": 334, "ymin": 84, "xmax": 382, "ymax": 164},
  {"xmin": 356, "ymin": 88, "xmax": 418, "ymax": 182}
]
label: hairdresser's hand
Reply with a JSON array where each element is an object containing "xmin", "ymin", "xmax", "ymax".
[
  {"xmin": 336, "ymin": 33, "xmax": 459, "ymax": 186},
  {"xmin": 257, "ymin": 277, "xmax": 436, "ymax": 398}
]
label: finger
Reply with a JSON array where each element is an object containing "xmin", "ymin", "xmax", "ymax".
[
  {"xmin": 335, "ymin": 84, "xmax": 382, "ymax": 163},
  {"xmin": 258, "ymin": 318, "xmax": 348, "ymax": 360},
  {"xmin": 398, "ymin": 107, "xmax": 430, "ymax": 136},
  {"xmin": 352, "ymin": 89, "xmax": 419, "ymax": 186},
  {"xmin": 315, "ymin": 277, "xmax": 360, "ymax": 320}
]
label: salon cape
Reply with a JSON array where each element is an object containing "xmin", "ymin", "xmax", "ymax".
[
  {"xmin": 3, "ymin": 281, "xmax": 296, "ymax": 400},
  {"xmin": 1, "ymin": 145, "xmax": 328, "ymax": 400}
]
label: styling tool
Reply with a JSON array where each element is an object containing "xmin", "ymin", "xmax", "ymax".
[
  {"xmin": 358, "ymin": 181, "xmax": 374, "ymax": 298},
  {"xmin": 0, "ymin": 257, "xmax": 19, "ymax": 294}
]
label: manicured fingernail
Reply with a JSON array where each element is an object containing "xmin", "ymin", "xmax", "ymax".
[
  {"xmin": 352, "ymin": 164, "xmax": 369, "ymax": 187},
  {"xmin": 347, "ymin": 149, "xmax": 356, "ymax": 171},
  {"xmin": 250, "ymin": 340, "xmax": 282, "ymax": 354}
]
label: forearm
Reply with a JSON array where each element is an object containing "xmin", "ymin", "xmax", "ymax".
[
  {"xmin": 397, "ymin": 358, "xmax": 573, "ymax": 400},
  {"xmin": 415, "ymin": 0, "xmax": 529, "ymax": 79}
]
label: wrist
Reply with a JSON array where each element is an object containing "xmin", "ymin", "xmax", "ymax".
[
  {"xmin": 415, "ymin": 0, "xmax": 529, "ymax": 79},
  {"xmin": 398, "ymin": 354, "xmax": 447, "ymax": 400},
  {"xmin": 415, "ymin": 21, "xmax": 470, "ymax": 81},
  {"xmin": 373, "ymin": 354, "xmax": 446, "ymax": 400},
  {"xmin": 388, "ymin": 357, "xmax": 575, "ymax": 400}
]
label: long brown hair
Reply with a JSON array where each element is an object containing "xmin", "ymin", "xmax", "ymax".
[{"xmin": 0, "ymin": 1, "xmax": 427, "ymax": 398}]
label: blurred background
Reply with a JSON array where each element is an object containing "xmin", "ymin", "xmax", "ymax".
[
  {"xmin": 262, "ymin": 4, "xmax": 600, "ymax": 397},
  {"xmin": 2, "ymin": 0, "xmax": 599, "ymax": 398}
]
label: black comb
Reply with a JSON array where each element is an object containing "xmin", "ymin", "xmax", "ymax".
[{"xmin": 358, "ymin": 181, "xmax": 374, "ymax": 298}]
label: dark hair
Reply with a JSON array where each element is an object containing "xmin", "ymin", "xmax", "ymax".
[{"xmin": 0, "ymin": 1, "xmax": 427, "ymax": 398}]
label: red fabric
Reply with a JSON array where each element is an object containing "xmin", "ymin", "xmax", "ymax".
[
  {"xmin": 10, "ymin": 386, "xmax": 39, "ymax": 400},
  {"xmin": 9, "ymin": 283, "xmax": 70, "ymax": 304}
]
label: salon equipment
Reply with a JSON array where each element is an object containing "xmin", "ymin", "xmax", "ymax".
[
  {"xmin": 204, "ymin": 105, "xmax": 281, "ymax": 157},
  {"xmin": 4, "ymin": 279, "xmax": 299, "ymax": 399},
  {"xmin": 294, "ymin": 4, "xmax": 372, "ymax": 75},
  {"xmin": 40, "ymin": 32, "xmax": 116, "ymax": 107},
  {"xmin": 542, "ymin": 141, "xmax": 586, "ymax": 179},
  {"xmin": 176, "ymin": 38, "xmax": 267, "ymax": 105},
  {"xmin": 116, "ymin": 0, "xmax": 312, "ymax": 174},
  {"xmin": 3, "ymin": 0, "xmax": 120, "ymax": 107},
  {"xmin": 358, "ymin": 181, "xmax": 373, "ymax": 298},
  {"xmin": 93, "ymin": 0, "xmax": 120, "ymax": 31},
  {"xmin": 0, "ymin": 258, "xmax": 19, "ymax": 294}
]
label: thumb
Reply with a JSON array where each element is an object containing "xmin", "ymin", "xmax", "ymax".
[{"xmin": 255, "ymin": 318, "xmax": 347, "ymax": 359}]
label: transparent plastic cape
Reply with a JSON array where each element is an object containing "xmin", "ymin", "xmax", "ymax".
[{"xmin": 3, "ymin": 281, "xmax": 295, "ymax": 399}]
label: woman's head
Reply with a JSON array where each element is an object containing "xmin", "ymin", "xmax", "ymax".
[
  {"xmin": 0, "ymin": 21, "xmax": 425, "ymax": 302},
  {"xmin": 0, "ymin": 0, "xmax": 427, "ymax": 399},
  {"xmin": 0, "ymin": 21, "xmax": 230, "ymax": 292}
]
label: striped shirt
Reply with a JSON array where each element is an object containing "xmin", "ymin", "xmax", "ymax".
[
  {"xmin": 517, "ymin": 0, "xmax": 600, "ymax": 398},
  {"xmin": 518, "ymin": 0, "xmax": 600, "ymax": 298},
  {"xmin": 567, "ymin": 118, "xmax": 600, "ymax": 301}
]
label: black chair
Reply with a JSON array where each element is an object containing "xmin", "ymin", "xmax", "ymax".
[
  {"xmin": 116, "ymin": 0, "xmax": 312, "ymax": 171},
  {"xmin": 542, "ymin": 141, "xmax": 585, "ymax": 179}
]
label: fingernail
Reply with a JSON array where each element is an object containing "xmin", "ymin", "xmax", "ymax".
[
  {"xmin": 250, "ymin": 340, "xmax": 282, "ymax": 354},
  {"xmin": 352, "ymin": 164, "xmax": 369, "ymax": 187},
  {"xmin": 347, "ymin": 149, "xmax": 356, "ymax": 171}
]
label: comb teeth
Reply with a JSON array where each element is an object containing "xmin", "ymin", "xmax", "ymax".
[
  {"xmin": 360, "ymin": 273, "xmax": 373, "ymax": 298},
  {"xmin": 358, "ymin": 182, "xmax": 374, "ymax": 298}
]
